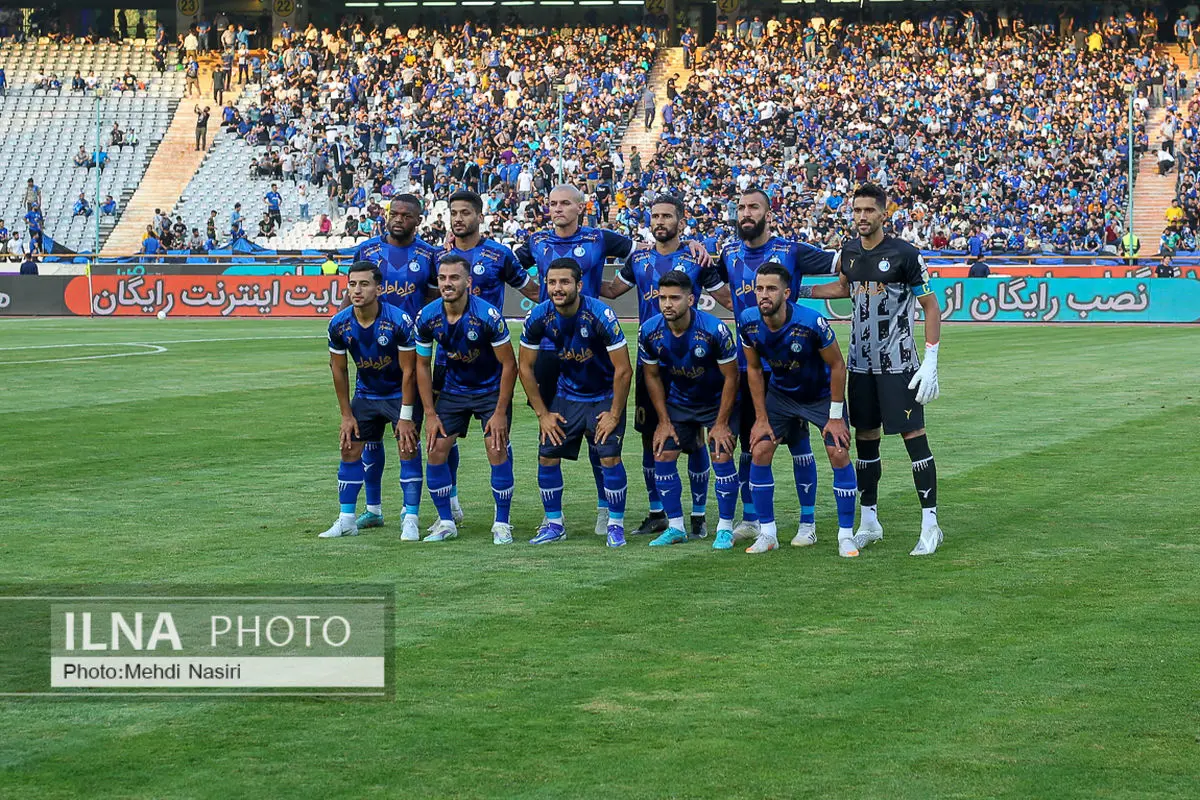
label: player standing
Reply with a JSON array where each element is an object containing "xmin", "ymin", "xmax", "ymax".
[
  {"xmin": 717, "ymin": 187, "xmax": 838, "ymax": 546},
  {"xmin": 637, "ymin": 271, "xmax": 741, "ymax": 548},
  {"xmin": 518, "ymin": 258, "xmax": 634, "ymax": 547},
  {"xmin": 415, "ymin": 255, "xmax": 518, "ymax": 544},
  {"xmin": 739, "ymin": 264, "xmax": 859, "ymax": 556},
  {"xmin": 350, "ymin": 194, "xmax": 441, "ymax": 540},
  {"xmin": 320, "ymin": 262, "xmax": 418, "ymax": 539},
  {"xmin": 799, "ymin": 184, "xmax": 944, "ymax": 555},
  {"xmin": 601, "ymin": 194, "xmax": 732, "ymax": 540}
]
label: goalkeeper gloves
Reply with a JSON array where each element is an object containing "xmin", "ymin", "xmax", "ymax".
[{"xmin": 907, "ymin": 342, "xmax": 939, "ymax": 405}]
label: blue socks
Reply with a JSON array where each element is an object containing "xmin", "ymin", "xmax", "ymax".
[
  {"xmin": 361, "ymin": 441, "xmax": 384, "ymax": 512},
  {"xmin": 538, "ymin": 463, "xmax": 564, "ymax": 521},
  {"xmin": 447, "ymin": 442, "xmax": 460, "ymax": 500},
  {"xmin": 338, "ymin": 460, "xmax": 364, "ymax": 514},
  {"xmin": 739, "ymin": 452, "xmax": 758, "ymax": 521},
  {"xmin": 748, "ymin": 462, "xmax": 775, "ymax": 535},
  {"xmin": 789, "ymin": 437, "xmax": 817, "ymax": 524},
  {"xmin": 713, "ymin": 458, "xmax": 739, "ymax": 527},
  {"xmin": 589, "ymin": 447, "xmax": 608, "ymax": 512},
  {"xmin": 643, "ymin": 448, "xmax": 662, "ymax": 512},
  {"xmin": 654, "ymin": 460, "xmax": 684, "ymax": 529},
  {"xmin": 602, "ymin": 463, "xmax": 628, "ymax": 526},
  {"xmin": 832, "ymin": 463, "xmax": 858, "ymax": 530},
  {"xmin": 688, "ymin": 447, "xmax": 710, "ymax": 516},
  {"xmin": 400, "ymin": 453, "xmax": 423, "ymax": 517},
  {"xmin": 491, "ymin": 457, "xmax": 514, "ymax": 525},
  {"xmin": 427, "ymin": 462, "xmax": 454, "ymax": 522}
]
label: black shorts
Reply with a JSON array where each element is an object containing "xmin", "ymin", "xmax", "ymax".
[
  {"xmin": 765, "ymin": 388, "xmax": 843, "ymax": 448},
  {"xmin": 538, "ymin": 396, "xmax": 627, "ymax": 461},
  {"xmin": 435, "ymin": 391, "xmax": 511, "ymax": 438},
  {"xmin": 350, "ymin": 395, "xmax": 402, "ymax": 442},
  {"xmin": 634, "ymin": 361, "xmax": 660, "ymax": 436},
  {"xmin": 532, "ymin": 348, "xmax": 559, "ymax": 408},
  {"xmin": 848, "ymin": 370, "xmax": 924, "ymax": 435},
  {"xmin": 660, "ymin": 401, "xmax": 739, "ymax": 456}
]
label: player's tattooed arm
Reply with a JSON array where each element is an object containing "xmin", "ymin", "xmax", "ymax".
[
  {"xmin": 708, "ymin": 284, "xmax": 733, "ymax": 311},
  {"xmin": 796, "ymin": 253, "xmax": 850, "ymax": 299},
  {"xmin": 600, "ymin": 274, "xmax": 632, "ymax": 299}
]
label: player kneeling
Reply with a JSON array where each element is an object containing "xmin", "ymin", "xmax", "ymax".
[
  {"xmin": 416, "ymin": 255, "xmax": 518, "ymax": 544},
  {"xmin": 741, "ymin": 263, "xmax": 859, "ymax": 556},
  {"xmin": 637, "ymin": 271, "xmax": 741, "ymax": 548},
  {"xmin": 321, "ymin": 262, "xmax": 419, "ymax": 539}
]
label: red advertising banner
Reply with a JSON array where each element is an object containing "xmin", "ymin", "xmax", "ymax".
[{"xmin": 65, "ymin": 275, "xmax": 345, "ymax": 317}]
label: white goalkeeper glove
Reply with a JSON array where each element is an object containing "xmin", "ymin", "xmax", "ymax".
[{"xmin": 907, "ymin": 342, "xmax": 939, "ymax": 405}]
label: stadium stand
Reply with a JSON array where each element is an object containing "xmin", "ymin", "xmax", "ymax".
[{"xmin": 0, "ymin": 39, "xmax": 181, "ymax": 253}]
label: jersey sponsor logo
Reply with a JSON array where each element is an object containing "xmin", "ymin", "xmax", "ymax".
[
  {"xmin": 355, "ymin": 355, "xmax": 393, "ymax": 370},
  {"xmin": 878, "ymin": 259, "xmax": 891, "ymax": 273},
  {"xmin": 559, "ymin": 347, "xmax": 594, "ymax": 363}
]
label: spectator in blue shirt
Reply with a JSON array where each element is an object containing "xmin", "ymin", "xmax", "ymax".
[{"xmin": 73, "ymin": 193, "xmax": 93, "ymax": 218}]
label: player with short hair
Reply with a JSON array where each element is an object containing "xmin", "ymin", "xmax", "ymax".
[
  {"xmin": 518, "ymin": 258, "xmax": 634, "ymax": 547},
  {"xmin": 717, "ymin": 186, "xmax": 838, "ymax": 546},
  {"xmin": 320, "ymin": 261, "xmax": 418, "ymax": 539},
  {"xmin": 798, "ymin": 183, "xmax": 945, "ymax": 556},
  {"xmin": 740, "ymin": 263, "xmax": 859, "ymax": 556},
  {"xmin": 637, "ymin": 271, "xmax": 740, "ymax": 547},
  {"xmin": 415, "ymin": 254, "xmax": 518, "ymax": 544},
  {"xmin": 437, "ymin": 190, "xmax": 539, "ymax": 528},
  {"xmin": 350, "ymin": 194, "xmax": 442, "ymax": 539},
  {"xmin": 601, "ymin": 194, "xmax": 732, "ymax": 540}
]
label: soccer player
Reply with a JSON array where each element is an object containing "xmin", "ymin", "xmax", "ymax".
[
  {"xmin": 602, "ymin": 194, "xmax": 731, "ymax": 539},
  {"xmin": 440, "ymin": 189, "xmax": 539, "ymax": 524},
  {"xmin": 415, "ymin": 255, "xmax": 518, "ymax": 544},
  {"xmin": 798, "ymin": 183, "xmax": 945, "ymax": 556},
  {"xmin": 516, "ymin": 184, "xmax": 708, "ymax": 534},
  {"xmin": 740, "ymin": 263, "xmax": 859, "ymax": 556},
  {"xmin": 638, "ymin": 271, "xmax": 740, "ymax": 548},
  {"xmin": 349, "ymin": 194, "xmax": 441, "ymax": 539},
  {"xmin": 518, "ymin": 258, "xmax": 633, "ymax": 547},
  {"xmin": 717, "ymin": 187, "xmax": 838, "ymax": 546},
  {"xmin": 320, "ymin": 262, "xmax": 418, "ymax": 539}
]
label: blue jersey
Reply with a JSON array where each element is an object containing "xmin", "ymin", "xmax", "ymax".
[
  {"xmin": 354, "ymin": 235, "xmax": 438, "ymax": 318},
  {"xmin": 718, "ymin": 235, "xmax": 836, "ymax": 369},
  {"xmin": 450, "ymin": 237, "xmax": 529, "ymax": 310},
  {"xmin": 520, "ymin": 296, "xmax": 627, "ymax": 403},
  {"xmin": 638, "ymin": 309, "xmax": 737, "ymax": 412},
  {"xmin": 617, "ymin": 246, "xmax": 725, "ymax": 325},
  {"xmin": 327, "ymin": 303, "xmax": 417, "ymax": 401},
  {"xmin": 738, "ymin": 303, "xmax": 836, "ymax": 404},
  {"xmin": 414, "ymin": 295, "xmax": 511, "ymax": 397}
]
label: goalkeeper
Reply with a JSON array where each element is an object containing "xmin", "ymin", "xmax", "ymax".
[{"xmin": 797, "ymin": 184, "xmax": 944, "ymax": 556}]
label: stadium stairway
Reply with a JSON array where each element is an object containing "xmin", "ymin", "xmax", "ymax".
[
  {"xmin": 102, "ymin": 63, "xmax": 243, "ymax": 256},
  {"xmin": 1131, "ymin": 44, "xmax": 1193, "ymax": 250},
  {"xmin": 613, "ymin": 46, "xmax": 696, "ymax": 220}
]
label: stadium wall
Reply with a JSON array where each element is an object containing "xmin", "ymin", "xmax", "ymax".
[{"xmin": 2, "ymin": 275, "xmax": 1198, "ymax": 323}]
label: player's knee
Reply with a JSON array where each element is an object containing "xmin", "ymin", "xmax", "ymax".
[
  {"xmin": 341, "ymin": 442, "xmax": 364, "ymax": 462},
  {"xmin": 751, "ymin": 441, "xmax": 775, "ymax": 465},
  {"xmin": 901, "ymin": 427, "xmax": 926, "ymax": 441},
  {"xmin": 538, "ymin": 456, "xmax": 560, "ymax": 467},
  {"xmin": 826, "ymin": 446, "xmax": 851, "ymax": 469},
  {"xmin": 427, "ymin": 435, "xmax": 455, "ymax": 464},
  {"xmin": 856, "ymin": 427, "xmax": 883, "ymax": 442},
  {"xmin": 711, "ymin": 450, "xmax": 733, "ymax": 465},
  {"xmin": 599, "ymin": 456, "xmax": 621, "ymax": 468}
]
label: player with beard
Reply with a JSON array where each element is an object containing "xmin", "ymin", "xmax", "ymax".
[
  {"xmin": 717, "ymin": 187, "xmax": 838, "ymax": 548},
  {"xmin": 601, "ymin": 194, "xmax": 731, "ymax": 540},
  {"xmin": 347, "ymin": 195, "xmax": 440, "ymax": 541},
  {"xmin": 515, "ymin": 185, "xmax": 710, "ymax": 535},
  {"xmin": 797, "ymin": 183, "xmax": 945, "ymax": 556}
]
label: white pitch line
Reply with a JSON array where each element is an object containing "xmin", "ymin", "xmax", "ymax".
[
  {"xmin": 0, "ymin": 334, "xmax": 322, "ymax": 352},
  {"xmin": 0, "ymin": 343, "xmax": 168, "ymax": 365}
]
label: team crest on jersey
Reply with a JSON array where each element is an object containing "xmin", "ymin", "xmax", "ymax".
[
  {"xmin": 580, "ymin": 326, "xmax": 590, "ymax": 338},
  {"xmin": 573, "ymin": 246, "xmax": 586, "ymax": 258},
  {"xmin": 694, "ymin": 345, "xmax": 706, "ymax": 357},
  {"xmin": 878, "ymin": 259, "xmax": 891, "ymax": 273},
  {"xmin": 377, "ymin": 335, "xmax": 389, "ymax": 346},
  {"xmin": 408, "ymin": 260, "xmax": 421, "ymax": 272},
  {"xmin": 790, "ymin": 341, "xmax": 803, "ymax": 353},
  {"xmin": 472, "ymin": 263, "xmax": 485, "ymax": 275},
  {"xmin": 467, "ymin": 330, "xmax": 478, "ymax": 341}
]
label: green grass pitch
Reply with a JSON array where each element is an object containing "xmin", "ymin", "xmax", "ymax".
[{"xmin": 1, "ymin": 318, "xmax": 1198, "ymax": 799}]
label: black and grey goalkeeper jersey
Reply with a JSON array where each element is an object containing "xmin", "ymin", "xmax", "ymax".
[{"xmin": 839, "ymin": 235, "xmax": 934, "ymax": 374}]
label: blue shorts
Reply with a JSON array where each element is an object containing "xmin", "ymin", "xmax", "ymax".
[
  {"xmin": 538, "ymin": 396, "xmax": 627, "ymax": 461},
  {"xmin": 763, "ymin": 387, "xmax": 842, "ymax": 447},
  {"xmin": 350, "ymin": 395, "xmax": 403, "ymax": 442},
  {"xmin": 435, "ymin": 391, "xmax": 511, "ymax": 438},
  {"xmin": 661, "ymin": 402, "xmax": 739, "ymax": 455}
]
